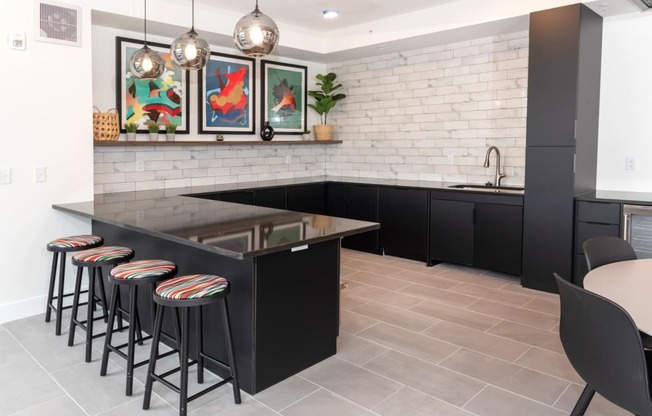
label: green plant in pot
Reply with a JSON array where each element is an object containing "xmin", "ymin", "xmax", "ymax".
[
  {"xmin": 165, "ymin": 123, "xmax": 178, "ymax": 142},
  {"xmin": 125, "ymin": 122, "xmax": 138, "ymax": 141},
  {"xmin": 147, "ymin": 121, "xmax": 160, "ymax": 141},
  {"xmin": 307, "ymin": 72, "xmax": 346, "ymax": 141}
]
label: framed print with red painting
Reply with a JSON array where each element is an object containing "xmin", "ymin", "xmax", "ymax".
[{"xmin": 261, "ymin": 60, "xmax": 307, "ymax": 134}]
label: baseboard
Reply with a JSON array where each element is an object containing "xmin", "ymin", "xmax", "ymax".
[{"xmin": 0, "ymin": 295, "xmax": 47, "ymax": 324}]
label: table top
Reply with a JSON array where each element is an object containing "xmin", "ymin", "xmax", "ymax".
[{"xmin": 584, "ymin": 259, "xmax": 652, "ymax": 335}]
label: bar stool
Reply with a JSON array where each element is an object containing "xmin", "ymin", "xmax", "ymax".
[
  {"xmin": 45, "ymin": 235, "xmax": 104, "ymax": 335},
  {"xmin": 143, "ymin": 274, "xmax": 241, "ymax": 416},
  {"xmin": 100, "ymin": 259, "xmax": 178, "ymax": 396},
  {"xmin": 69, "ymin": 246, "xmax": 134, "ymax": 362}
]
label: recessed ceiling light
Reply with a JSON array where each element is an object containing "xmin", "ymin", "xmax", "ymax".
[{"xmin": 322, "ymin": 10, "xmax": 339, "ymax": 19}]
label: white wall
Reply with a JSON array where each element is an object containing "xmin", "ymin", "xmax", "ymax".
[
  {"xmin": 0, "ymin": 1, "xmax": 94, "ymax": 323},
  {"xmin": 597, "ymin": 13, "xmax": 652, "ymax": 192}
]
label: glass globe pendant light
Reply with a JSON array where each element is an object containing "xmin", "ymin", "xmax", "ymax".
[
  {"xmin": 233, "ymin": 0, "xmax": 279, "ymax": 58},
  {"xmin": 130, "ymin": 0, "xmax": 165, "ymax": 79},
  {"xmin": 170, "ymin": 0, "xmax": 210, "ymax": 70}
]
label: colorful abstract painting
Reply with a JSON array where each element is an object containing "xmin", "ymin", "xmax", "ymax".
[
  {"xmin": 261, "ymin": 60, "xmax": 307, "ymax": 134},
  {"xmin": 116, "ymin": 37, "xmax": 189, "ymax": 133},
  {"xmin": 199, "ymin": 52, "xmax": 255, "ymax": 134}
]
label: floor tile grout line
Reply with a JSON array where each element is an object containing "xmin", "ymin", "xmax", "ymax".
[{"xmin": 289, "ymin": 380, "xmax": 384, "ymax": 415}]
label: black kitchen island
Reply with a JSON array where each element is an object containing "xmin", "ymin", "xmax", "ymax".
[{"xmin": 53, "ymin": 189, "xmax": 379, "ymax": 394}]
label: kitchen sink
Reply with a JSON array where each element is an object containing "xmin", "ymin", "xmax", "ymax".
[{"xmin": 448, "ymin": 184, "xmax": 525, "ymax": 194}]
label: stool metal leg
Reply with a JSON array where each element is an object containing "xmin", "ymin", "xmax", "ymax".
[
  {"xmin": 55, "ymin": 252, "xmax": 67, "ymax": 335},
  {"xmin": 180, "ymin": 307, "xmax": 189, "ymax": 416},
  {"xmin": 45, "ymin": 252, "xmax": 59, "ymax": 323},
  {"xmin": 125, "ymin": 285, "xmax": 138, "ymax": 396},
  {"xmin": 197, "ymin": 305, "xmax": 204, "ymax": 384},
  {"xmin": 143, "ymin": 304, "xmax": 165, "ymax": 410},
  {"xmin": 68, "ymin": 266, "xmax": 84, "ymax": 347},
  {"xmin": 221, "ymin": 297, "xmax": 241, "ymax": 404},
  {"xmin": 96, "ymin": 267, "xmax": 109, "ymax": 323},
  {"xmin": 85, "ymin": 267, "xmax": 97, "ymax": 362},
  {"xmin": 100, "ymin": 284, "xmax": 120, "ymax": 377}
]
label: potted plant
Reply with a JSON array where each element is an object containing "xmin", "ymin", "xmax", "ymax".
[
  {"xmin": 302, "ymin": 129, "xmax": 311, "ymax": 141},
  {"xmin": 165, "ymin": 123, "xmax": 178, "ymax": 142},
  {"xmin": 147, "ymin": 121, "xmax": 160, "ymax": 141},
  {"xmin": 125, "ymin": 122, "xmax": 138, "ymax": 141},
  {"xmin": 307, "ymin": 72, "xmax": 346, "ymax": 141}
]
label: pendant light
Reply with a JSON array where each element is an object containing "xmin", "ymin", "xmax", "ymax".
[
  {"xmin": 130, "ymin": 0, "xmax": 165, "ymax": 79},
  {"xmin": 233, "ymin": 0, "xmax": 279, "ymax": 58},
  {"xmin": 170, "ymin": 0, "xmax": 210, "ymax": 70}
]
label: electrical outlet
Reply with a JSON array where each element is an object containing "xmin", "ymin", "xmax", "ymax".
[
  {"xmin": 34, "ymin": 166, "xmax": 46, "ymax": 183},
  {"xmin": 0, "ymin": 167, "xmax": 10, "ymax": 184},
  {"xmin": 285, "ymin": 155, "xmax": 291, "ymax": 165},
  {"xmin": 136, "ymin": 160, "xmax": 145, "ymax": 172},
  {"xmin": 626, "ymin": 156, "xmax": 637, "ymax": 171},
  {"xmin": 447, "ymin": 155, "xmax": 454, "ymax": 165}
]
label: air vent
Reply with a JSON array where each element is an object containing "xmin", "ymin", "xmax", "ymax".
[
  {"xmin": 34, "ymin": 1, "xmax": 82, "ymax": 46},
  {"xmin": 629, "ymin": 0, "xmax": 652, "ymax": 11}
]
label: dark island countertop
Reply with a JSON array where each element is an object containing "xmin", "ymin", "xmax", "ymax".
[
  {"xmin": 577, "ymin": 190, "xmax": 652, "ymax": 205},
  {"xmin": 53, "ymin": 188, "xmax": 379, "ymax": 260}
]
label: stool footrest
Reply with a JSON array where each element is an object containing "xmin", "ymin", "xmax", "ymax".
[{"xmin": 151, "ymin": 359, "xmax": 234, "ymax": 403}]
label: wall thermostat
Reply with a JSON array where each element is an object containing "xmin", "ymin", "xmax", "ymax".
[{"xmin": 7, "ymin": 33, "xmax": 26, "ymax": 50}]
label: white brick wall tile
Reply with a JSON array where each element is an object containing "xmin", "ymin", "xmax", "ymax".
[
  {"xmin": 155, "ymin": 170, "xmax": 183, "ymax": 180},
  {"xmin": 103, "ymin": 152, "xmax": 136, "ymax": 163},
  {"xmin": 95, "ymin": 172, "xmax": 126, "ymax": 184}
]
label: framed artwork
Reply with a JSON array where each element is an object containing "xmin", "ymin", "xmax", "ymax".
[
  {"xmin": 197, "ymin": 228, "xmax": 254, "ymax": 253},
  {"xmin": 261, "ymin": 60, "xmax": 307, "ymax": 134},
  {"xmin": 115, "ymin": 36, "xmax": 190, "ymax": 134},
  {"xmin": 261, "ymin": 221, "xmax": 305, "ymax": 248},
  {"xmin": 198, "ymin": 52, "xmax": 255, "ymax": 134}
]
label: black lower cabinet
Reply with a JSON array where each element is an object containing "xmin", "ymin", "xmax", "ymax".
[
  {"xmin": 430, "ymin": 200, "xmax": 474, "ymax": 266},
  {"xmin": 379, "ymin": 187, "xmax": 429, "ymax": 261},
  {"xmin": 326, "ymin": 183, "xmax": 346, "ymax": 217},
  {"xmin": 219, "ymin": 190, "xmax": 255, "ymax": 205},
  {"xmin": 430, "ymin": 195, "xmax": 523, "ymax": 276},
  {"xmin": 341, "ymin": 184, "xmax": 380, "ymax": 254},
  {"xmin": 255, "ymin": 187, "xmax": 287, "ymax": 209},
  {"xmin": 474, "ymin": 203, "xmax": 523, "ymax": 276},
  {"xmin": 287, "ymin": 184, "xmax": 327, "ymax": 214}
]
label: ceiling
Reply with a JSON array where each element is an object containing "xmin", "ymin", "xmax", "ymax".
[{"xmin": 93, "ymin": 0, "xmax": 647, "ymax": 64}]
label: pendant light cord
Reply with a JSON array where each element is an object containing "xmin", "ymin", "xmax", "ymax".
[
  {"xmin": 191, "ymin": 0, "xmax": 195, "ymax": 29},
  {"xmin": 143, "ymin": 0, "xmax": 148, "ymax": 46}
]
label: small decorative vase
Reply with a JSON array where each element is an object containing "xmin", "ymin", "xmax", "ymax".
[
  {"xmin": 302, "ymin": 132, "xmax": 311, "ymax": 141},
  {"xmin": 166, "ymin": 133, "xmax": 175, "ymax": 142},
  {"xmin": 314, "ymin": 124, "xmax": 333, "ymax": 141},
  {"xmin": 149, "ymin": 132, "xmax": 159, "ymax": 142},
  {"xmin": 126, "ymin": 132, "xmax": 136, "ymax": 141},
  {"xmin": 260, "ymin": 122, "xmax": 275, "ymax": 141}
]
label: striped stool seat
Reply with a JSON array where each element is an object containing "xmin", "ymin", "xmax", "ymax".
[
  {"xmin": 45, "ymin": 234, "xmax": 104, "ymax": 336},
  {"xmin": 69, "ymin": 246, "xmax": 134, "ymax": 363},
  {"xmin": 155, "ymin": 274, "xmax": 228, "ymax": 302},
  {"xmin": 145, "ymin": 274, "xmax": 240, "ymax": 415},
  {"xmin": 72, "ymin": 246, "xmax": 134, "ymax": 266},
  {"xmin": 47, "ymin": 234, "xmax": 103, "ymax": 252},
  {"xmin": 101, "ymin": 259, "xmax": 178, "ymax": 396}
]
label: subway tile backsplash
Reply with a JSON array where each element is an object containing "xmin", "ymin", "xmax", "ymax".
[{"xmin": 94, "ymin": 31, "xmax": 527, "ymax": 194}]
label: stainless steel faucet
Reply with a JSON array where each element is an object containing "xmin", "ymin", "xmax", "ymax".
[{"xmin": 483, "ymin": 146, "xmax": 506, "ymax": 186}]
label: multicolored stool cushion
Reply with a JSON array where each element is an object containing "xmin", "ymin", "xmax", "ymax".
[
  {"xmin": 110, "ymin": 260, "xmax": 177, "ymax": 281},
  {"xmin": 72, "ymin": 246, "xmax": 134, "ymax": 263},
  {"xmin": 47, "ymin": 235, "xmax": 103, "ymax": 252},
  {"xmin": 155, "ymin": 274, "xmax": 228, "ymax": 300}
]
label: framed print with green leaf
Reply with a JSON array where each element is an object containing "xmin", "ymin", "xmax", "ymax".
[
  {"xmin": 260, "ymin": 60, "xmax": 307, "ymax": 134},
  {"xmin": 199, "ymin": 51, "xmax": 255, "ymax": 134},
  {"xmin": 116, "ymin": 36, "xmax": 190, "ymax": 134}
]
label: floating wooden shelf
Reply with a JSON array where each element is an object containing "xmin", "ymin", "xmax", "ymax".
[{"xmin": 93, "ymin": 140, "xmax": 342, "ymax": 147}]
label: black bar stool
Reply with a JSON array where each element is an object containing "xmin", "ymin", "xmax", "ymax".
[
  {"xmin": 143, "ymin": 274, "xmax": 241, "ymax": 416},
  {"xmin": 45, "ymin": 235, "xmax": 103, "ymax": 335},
  {"xmin": 69, "ymin": 246, "xmax": 134, "ymax": 362},
  {"xmin": 100, "ymin": 259, "xmax": 178, "ymax": 396}
]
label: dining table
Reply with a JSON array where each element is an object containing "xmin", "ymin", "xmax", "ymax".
[{"xmin": 583, "ymin": 258, "xmax": 652, "ymax": 335}]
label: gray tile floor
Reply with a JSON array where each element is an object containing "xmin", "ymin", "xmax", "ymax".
[{"xmin": 1, "ymin": 249, "xmax": 631, "ymax": 416}]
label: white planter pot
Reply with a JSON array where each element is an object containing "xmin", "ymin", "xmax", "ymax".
[
  {"xmin": 126, "ymin": 132, "xmax": 136, "ymax": 141},
  {"xmin": 149, "ymin": 132, "xmax": 159, "ymax": 141},
  {"xmin": 166, "ymin": 133, "xmax": 175, "ymax": 142}
]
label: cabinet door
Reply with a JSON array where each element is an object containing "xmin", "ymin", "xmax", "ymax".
[
  {"xmin": 220, "ymin": 190, "xmax": 255, "ymax": 205},
  {"xmin": 379, "ymin": 187, "xmax": 428, "ymax": 262},
  {"xmin": 430, "ymin": 199, "xmax": 474, "ymax": 266},
  {"xmin": 474, "ymin": 203, "xmax": 523, "ymax": 276},
  {"xmin": 342, "ymin": 184, "xmax": 379, "ymax": 253},
  {"xmin": 255, "ymin": 187, "xmax": 286, "ymax": 209},
  {"xmin": 326, "ymin": 183, "xmax": 346, "ymax": 217},
  {"xmin": 286, "ymin": 184, "xmax": 326, "ymax": 214}
]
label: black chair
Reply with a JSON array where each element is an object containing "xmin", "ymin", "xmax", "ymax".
[
  {"xmin": 554, "ymin": 273, "xmax": 652, "ymax": 416},
  {"xmin": 583, "ymin": 236, "xmax": 637, "ymax": 273}
]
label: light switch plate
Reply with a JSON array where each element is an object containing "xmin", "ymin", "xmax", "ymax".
[
  {"xmin": 0, "ymin": 167, "xmax": 11, "ymax": 184},
  {"xmin": 6, "ymin": 33, "xmax": 26, "ymax": 50},
  {"xmin": 34, "ymin": 166, "xmax": 46, "ymax": 183}
]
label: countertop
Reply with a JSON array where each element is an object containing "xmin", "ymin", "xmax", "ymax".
[
  {"xmin": 577, "ymin": 190, "xmax": 652, "ymax": 205},
  {"xmin": 53, "ymin": 176, "xmax": 524, "ymax": 260}
]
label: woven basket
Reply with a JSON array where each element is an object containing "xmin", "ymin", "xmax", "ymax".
[{"xmin": 93, "ymin": 107, "xmax": 120, "ymax": 141}]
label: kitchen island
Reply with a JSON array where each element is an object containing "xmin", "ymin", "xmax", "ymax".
[{"xmin": 53, "ymin": 189, "xmax": 379, "ymax": 394}]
